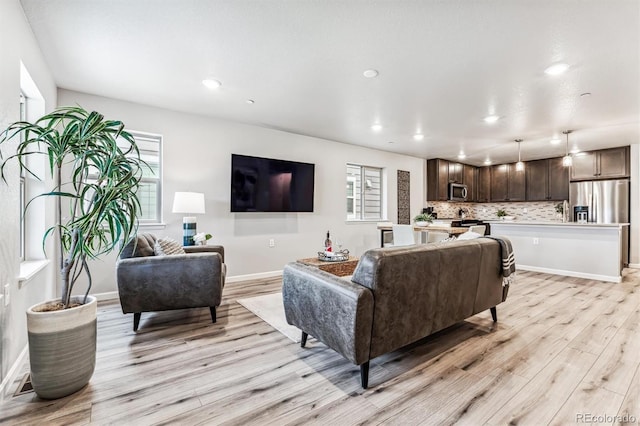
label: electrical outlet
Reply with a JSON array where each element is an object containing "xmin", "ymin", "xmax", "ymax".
[
  {"xmin": 533, "ymin": 237, "xmax": 539, "ymax": 245},
  {"xmin": 4, "ymin": 284, "xmax": 9, "ymax": 306},
  {"xmin": 269, "ymin": 238, "xmax": 275, "ymax": 248}
]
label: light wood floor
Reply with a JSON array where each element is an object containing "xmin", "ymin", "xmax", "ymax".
[{"xmin": 1, "ymin": 269, "xmax": 639, "ymax": 425}]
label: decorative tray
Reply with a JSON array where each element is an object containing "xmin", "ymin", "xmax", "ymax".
[{"xmin": 317, "ymin": 249, "xmax": 350, "ymax": 262}]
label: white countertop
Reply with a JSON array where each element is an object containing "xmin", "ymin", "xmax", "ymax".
[{"xmin": 487, "ymin": 220, "xmax": 629, "ymax": 228}]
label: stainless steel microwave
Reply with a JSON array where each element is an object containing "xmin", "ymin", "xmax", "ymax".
[{"xmin": 449, "ymin": 183, "xmax": 468, "ymax": 201}]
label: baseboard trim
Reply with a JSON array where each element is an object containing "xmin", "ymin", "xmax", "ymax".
[
  {"xmin": 93, "ymin": 291, "xmax": 119, "ymax": 301},
  {"xmin": 517, "ymin": 264, "xmax": 621, "ymax": 283},
  {"xmin": 627, "ymin": 263, "xmax": 640, "ymax": 269},
  {"xmin": 0, "ymin": 346, "xmax": 28, "ymax": 403},
  {"xmin": 226, "ymin": 270, "xmax": 283, "ymax": 283}
]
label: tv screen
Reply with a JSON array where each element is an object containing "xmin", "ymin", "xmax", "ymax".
[{"xmin": 231, "ymin": 154, "xmax": 315, "ymax": 212}]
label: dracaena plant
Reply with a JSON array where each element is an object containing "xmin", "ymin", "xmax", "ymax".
[{"xmin": 0, "ymin": 106, "xmax": 146, "ymax": 308}]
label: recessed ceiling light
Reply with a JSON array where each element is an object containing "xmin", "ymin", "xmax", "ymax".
[
  {"xmin": 458, "ymin": 152, "xmax": 466, "ymax": 160},
  {"xmin": 484, "ymin": 115, "xmax": 499, "ymax": 124},
  {"xmin": 544, "ymin": 63, "xmax": 569, "ymax": 75},
  {"xmin": 363, "ymin": 69, "xmax": 379, "ymax": 78},
  {"xmin": 371, "ymin": 124, "xmax": 383, "ymax": 132},
  {"xmin": 388, "ymin": 141, "xmax": 394, "ymax": 144},
  {"xmin": 550, "ymin": 138, "xmax": 561, "ymax": 144},
  {"xmin": 246, "ymin": 99, "xmax": 255, "ymax": 104},
  {"xmin": 570, "ymin": 147, "xmax": 580, "ymax": 154},
  {"xmin": 484, "ymin": 159, "xmax": 492, "ymax": 165},
  {"xmin": 202, "ymin": 79, "xmax": 222, "ymax": 89},
  {"xmin": 413, "ymin": 133, "xmax": 424, "ymax": 141}
]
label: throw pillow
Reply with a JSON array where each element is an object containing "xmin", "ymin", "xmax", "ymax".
[
  {"xmin": 154, "ymin": 237, "xmax": 185, "ymax": 256},
  {"xmin": 457, "ymin": 231, "xmax": 482, "ymax": 240}
]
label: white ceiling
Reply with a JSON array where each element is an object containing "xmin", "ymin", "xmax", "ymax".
[{"xmin": 20, "ymin": 0, "xmax": 640, "ymax": 166}]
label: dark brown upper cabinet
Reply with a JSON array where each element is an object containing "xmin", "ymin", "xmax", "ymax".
[
  {"xmin": 448, "ymin": 162, "xmax": 463, "ymax": 184},
  {"xmin": 526, "ymin": 157, "xmax": 569, "ymax": 201},
  {"xmin": 426, "ymin": 159, "xmax": 449, "ymax": 201},
  {"xmin": 477, "ymin": 166, "xmax": 491, "ymax": 202},
  {"xmin": 490, "ymin": 163, "xmax": 525, "ymax": 201},
  {"xmin": 427, "ymin": 159, "xmax": 477, "ymax": 201},
  {"xmin": 570, "ymin": 146, "xmax": 629, "ymax": 181},
  {"xmin": 463, "ymin": 164, "xmax": 477, "ymax": 202}
]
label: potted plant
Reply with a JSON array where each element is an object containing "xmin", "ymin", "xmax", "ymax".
[
  {"xmin": 0, "ymin": 106, "xmax": 145, "ymax": 399},
  {"xmin": 413, "ymin": 212, "xmax": 434, "ymax": 227},
  {"xmin": 496, "ymin": 209, "xmax": 507, "ymax": 220}
]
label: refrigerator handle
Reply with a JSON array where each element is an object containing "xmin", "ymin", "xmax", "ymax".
[{"xmin": 592, "ymin": 188, "xmax": 598, "ymax": 223}]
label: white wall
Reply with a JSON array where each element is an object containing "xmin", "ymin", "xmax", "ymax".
[
  {"xmin": 0, "ymin": 0, "xmax": 57, "ymax": 388},
  {"xmin": 630, "ymin": 144, "xmax": 639, "ymax": 266},
  {"xmin": 57, "ymin": 89, "xmax": 426, "ymax": 296}
]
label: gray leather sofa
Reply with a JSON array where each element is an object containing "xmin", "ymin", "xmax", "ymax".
[
  {"xmin": 282, "ymin": 238, "xmax": 509, "ymax": 388},
  {"xmin": 116, "ymin": 234, "xmax": 226, "ymax": 331}
]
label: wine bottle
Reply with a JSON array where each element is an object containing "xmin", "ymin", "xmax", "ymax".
[{"xmin": 324, "ymin": 230, "xmax": 333, "ymax": 252}]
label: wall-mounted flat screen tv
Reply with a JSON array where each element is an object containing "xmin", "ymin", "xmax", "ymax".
[{"xmin": 231, "ymin": 154, "xmax": 315, "ymax": 212}]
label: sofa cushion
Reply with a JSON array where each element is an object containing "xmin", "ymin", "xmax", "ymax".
[
  {"xmin": 120, "ymin": 233, "xmax": 157, "ymax": 258},
  {"xmin": 154, "ymin": 237, "xmax": 186, "ymax": 256}
]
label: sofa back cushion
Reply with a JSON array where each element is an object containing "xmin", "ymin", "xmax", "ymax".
[{"xmin": 351, "ymin": 238, "xmax": 502, "ymax": 358}]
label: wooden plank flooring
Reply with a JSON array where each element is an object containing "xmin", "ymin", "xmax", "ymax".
[{"xmin": 1, "ymin": 270, "xmax": 639, "ymax": 425}]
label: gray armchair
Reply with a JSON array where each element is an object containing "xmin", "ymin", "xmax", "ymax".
[{"xmin": 116, "ymin": 234, "xmax": 226, "ymax": 331}]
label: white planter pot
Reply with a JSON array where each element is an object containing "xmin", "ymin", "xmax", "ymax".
[
  {"xmin": 415, "ymin": 221, "xmax": 429, "ymax": 227},
  {"xmin": 26, "ymin": 295, "xmax": 97, "ymax": 399}
]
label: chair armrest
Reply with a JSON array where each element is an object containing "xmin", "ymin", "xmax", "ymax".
[
  {"xmin": 282, "ymin": 262, "xmax": 374, "ymax": 365},
  {"xmin": 116, "ymin": 252, "xmax": 223, "ymax": 313},
  {"xmin": 184, "ymin": 245, "xmax": 224, "ymax": 263}
]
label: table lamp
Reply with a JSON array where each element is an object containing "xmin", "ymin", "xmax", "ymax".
[{"xmin": 172, "ymin": 192, "xmax": 205, "ymax": 246}]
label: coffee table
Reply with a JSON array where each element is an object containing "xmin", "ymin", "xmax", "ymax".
[{"xmin": 296, "ymin": 256, "xmax": 359, "ymax": 277}]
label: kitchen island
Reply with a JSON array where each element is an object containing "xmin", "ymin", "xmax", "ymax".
[{"xmin": 489, "ymin": 221, "xmax": 629, "ymax": 283}]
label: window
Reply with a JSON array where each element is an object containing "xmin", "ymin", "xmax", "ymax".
[
  {"xmin": 346, "ymin": 164, "xmax": 383, "ymax": 220},
  {"xmin": 129, "ymin": 132, "xmax": 162, "ymax": 224},
  {"xmin": 85, "ymin": 131, "xmax": 162, "ymax": 225},
  {"xmin": 19, "ymin": 92, "xmax": 26, "ymax": 260}
]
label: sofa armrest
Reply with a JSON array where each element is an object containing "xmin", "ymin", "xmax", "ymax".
[
  {"xmin": 116, "ymin": 252, "xmax": 223, "ymax": 313},
  {"xmin": 282, "ymin": 262, "xmax": 374, "ymax": 366},
  {"xmin": 184, "ymin": 245, "xmax": 225, "ymax": 263}
]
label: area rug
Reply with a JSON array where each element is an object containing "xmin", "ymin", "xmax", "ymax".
[{"xmin": 237, "ymin": 292, "xmax": 301, "ymax": 343}]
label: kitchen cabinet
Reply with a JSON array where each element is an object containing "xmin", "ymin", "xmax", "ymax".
[
  {"xmin": 448, "ymin": 162, "xmax": 463, "ymax": 184},
  {"xmin": 570, "ymin": 146, "xmax": 629, "ymax": 181},
  {"xmin": 548, "ymin": 157, "xmax": 569, "ymax": 200},
  {"xmin": 427, "ymin": 159, "xmax": 477, "ymax": 201},
  {"xmin": 477, "ymin": 166, "xmax": 491, "ymax": 202},
  {"xmin": 526, "ymin": 157, "xmax": 569, "ymax": 201},
  {"xmin": 490, "ymin": 163, "xmax": 525, "ymax": 201},
  {"xmin": 463, "ymin": 164, "xmax": 476, "ymax": 202},
  {"xmin": 426, "ymin": 159, "xmax": 449, "ymax": 201}
]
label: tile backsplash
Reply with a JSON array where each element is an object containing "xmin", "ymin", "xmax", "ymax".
[{"xmin": 427, "ymin": 201, "xmax": 565, "ymax": 222}]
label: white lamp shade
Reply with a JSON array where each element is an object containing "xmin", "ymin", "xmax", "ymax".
[{"xmin": 172, "ymin": 192, "xmax": 205, "ymax": 214}]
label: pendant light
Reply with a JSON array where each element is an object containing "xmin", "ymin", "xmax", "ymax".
[
  {"xmin": 562, "ymin": 130, "xmax": 573, "ymax": 167},
  {"xmin": 515, "ymin": 139, "xmax": 524, "ymax": 171}
]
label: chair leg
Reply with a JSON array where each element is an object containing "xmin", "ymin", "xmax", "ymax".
[
  {"xmin": 490, "ymin": 307, "xmax": 497, "ymax": 322},
  {"xmin": 360, "ymin": 362, "xmax": 370, "ymax": 389},
  {"xmin": 210, "ymin": 306, "xmax": 217, "ymax": 323},
  {"xmin": 133, "ymin": 312, "xmax": 141, "ymax": 332},
  {"xmin": 301, "ymin": 331, "xmax": 308, "ymax": 347}
]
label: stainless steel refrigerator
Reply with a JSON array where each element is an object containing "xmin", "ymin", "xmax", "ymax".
[
  {"xmin": 569, "ymin": 178, "xmax": 630, "ymax": 264},
  {"xmin": 569, "ymin": 179, "xmax": 629, "ymax": 223}
]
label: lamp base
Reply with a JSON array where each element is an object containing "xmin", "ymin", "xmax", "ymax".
[{"xmin": 182, "ymin": 216, "xmax": 197, "ymax": 246}]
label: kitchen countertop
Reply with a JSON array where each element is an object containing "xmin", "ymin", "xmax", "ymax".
[{"xmin": 487, "ymin": 220, "xmax": 629, "ymax": 227}]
